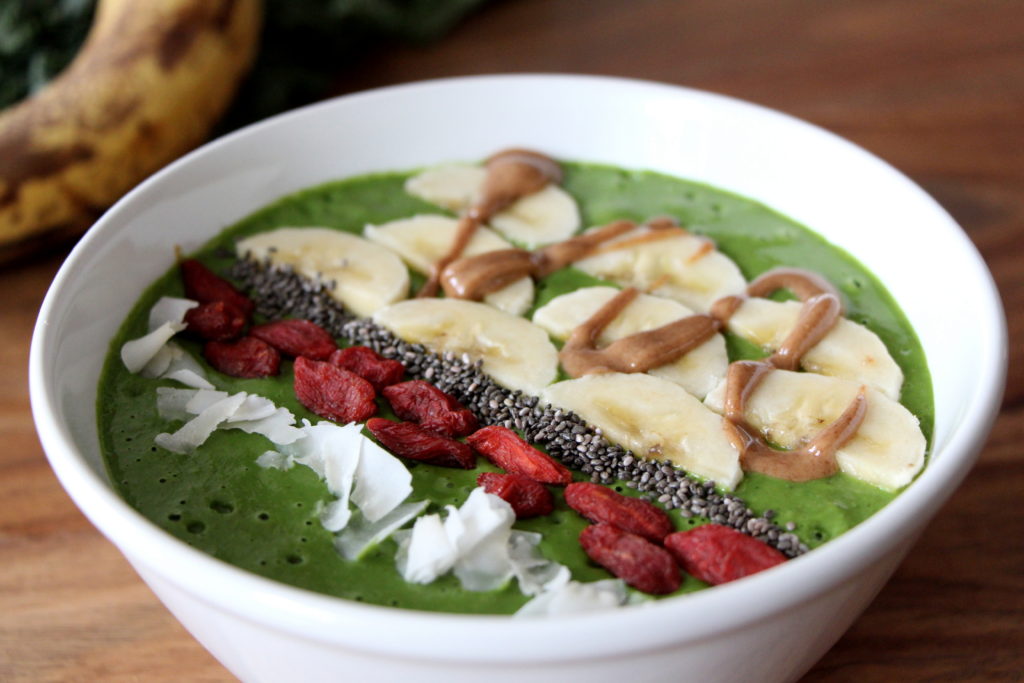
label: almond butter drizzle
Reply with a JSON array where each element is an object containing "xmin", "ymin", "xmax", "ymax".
[
  {"xmin": 418, "ymin": 153, "xmax": 866, "ymax": 482},
  {"xmin": 552, "ymin": 258, "xmax": 864, "ymax": 482},
  {"xmin": 439, "ymin": 218, "xmax": 647, "ymax": 300},
  {"xmin": 440, "ymin": 248, "xmax": 534, "ymax": 300},
  {"xmin": 587, "ymin": 223, "xmax": 687, "ymax": 257},
  {"xmin": 530, "ymin": 219, "xmax": 637, "ymax": 278},
  {"xmin": 418, "ymin": 149, "xmax": 563, "ymax": 298},
  {"xmin": 711, "ymin": 268, "xmax": 864, "ymax": 482},
  {"xmin": 723, "ymin": 361, "xmax": 868, "ymax": 481},
  {"xmin": 559, "ymin": 287, "xmax": 721, "ymax": 377}
]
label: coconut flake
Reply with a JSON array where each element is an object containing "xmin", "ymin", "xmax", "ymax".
[
  {"xmin": 351, "ymin": 436, "xmax": 413, "ymax": 523},
  {"xmin": 283, "ymin": 420, "xmax": 361, "ymax": 479},
  {"xmin": 125, "ymin": 298, "xmax": 211, "ymax": 385},
  {"xmin": 393, "ymin": 489, "xmax": 522, "ymax": 591},
  {"xmin": 122, "ymin": 322, "xmax": 182, "ymax": 373},
  {"xmin": 185, "ymin": 389, "xmax": 230, "ymax": 414},
  {"xmin": 140, "ymin": 343, "xmax": 213, "ymax": 388},
  {"xmin": 227, "ymin": 394, "xmax": 279, "ymax": 423},
  {"xmin": 155, "ymin": 387, "xmax": 198, "ymax": 421},
  {"xmin": 162, "ymin": 368, "xmax": 214, "ymax": 389},
  {"xmin": 397, "ymin": 513, "xmax": 459, "ymax": 583},
  {"xmin": 508, "ymin": 530, "xmax": 571, "ymax": 596},
  {"xmin": 320, "ymin": 499, "xmax": 352, "ymax": 532},
  {"xmin": 147, "ymin": 297, "xmax": 198, "ymax": 331},
  {"xmin": 314, "ymin": 424, "xmax": 363, "ymax": 531},
  {"xmin": 154, "ymin": 392, "xmax": 247, "ymax": 454},
  {"xmin": 256, "ymin": 450, "xmax": 293, "ymax": 470},
  {"xmin": 335, "ymin": 500, "xmax": 429, "ymax": 561},
  {"xmin": 158, "ymin": 344, "xmax": 213, "ymax": 389},
  {"xmin": 233, "ymin": 408, "xmax": 304, "ymax": 445},
  {"xmin": 515, "ymin": 580, "xmax": 629, "ymax": 617},
  {"xmin": 451, "ymin": 488, "xmax": 515, "ymax": 555},
  {"xmin": 448, "ymin": 490, "xmax": 517, "ymax": 591},
  {"xmin": 139, "ymin": 343, "xmax": 177, "ymax": 378},
  {"xmin": 454, "ymin": 531, "xmax": 514, "ymax": 591}
]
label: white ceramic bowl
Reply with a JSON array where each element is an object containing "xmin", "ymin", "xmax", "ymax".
[{"xmin": 30, "ymin": 74, "xmax": 1006, "ymax": 682}]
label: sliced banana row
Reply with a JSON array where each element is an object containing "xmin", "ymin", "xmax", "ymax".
[
  {"xmin": 542, "ymin": 373, "xmax": 743, "ymax": 490},
  {"xmin": 726, "ymin": 298, "xmax": 903, "ymax": 400},
  {"xmin": 532, "ymin": 286, "xmax": 728, "ymax": 400},
  {"xmin": 364, "ymin": 215, "xmax": 533, "ymax": 316},
  {"xmin": 571, "ymin": 224, "xmax": 748, "ymax": 313},
  {"xmin": 405, "ymin": 164, "xmax": 580, "ymax": 247},
  {"xmin": 704, "ymin": 370, "xmax": 925, "ymax": 490},
  {"xmin": 372, "ymin": 298, "xmax": 559, "ymax": 396},
  {"xmin": 230, "ymin": 160, "xmax": 923, "ymax": 493},
  {"xmin": 236, "ymin": 227, "xmax": 408, "ymax": 318}
]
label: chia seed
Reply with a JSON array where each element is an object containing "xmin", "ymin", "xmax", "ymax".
[{"xmin": 229, "ymin": 257, "xmax": 809, "ymax": 557}]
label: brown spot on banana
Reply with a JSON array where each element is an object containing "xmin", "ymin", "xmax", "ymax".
[{"xmin": 0, "ymin": 0, "xmax": 262, "ymax": 261}]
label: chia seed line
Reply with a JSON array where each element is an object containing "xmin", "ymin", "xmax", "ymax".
[{"xmin": 230, "ymin": 258, "xmax": 809, "ymax": 557}]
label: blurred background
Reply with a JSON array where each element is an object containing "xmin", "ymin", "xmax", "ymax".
[{"xmin": 2, "ymin": 1, "xmax": 1020, "ymax": 680}]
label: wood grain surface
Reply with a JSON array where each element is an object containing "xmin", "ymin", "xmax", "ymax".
[{"xmin": 2, "ymin": 1, "xmax": 1021, "ymax": 680}]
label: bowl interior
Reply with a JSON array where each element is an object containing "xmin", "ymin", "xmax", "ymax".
[{"xmin": 30, "ymin": 74, "xmax": 1006, "ymax": 658}]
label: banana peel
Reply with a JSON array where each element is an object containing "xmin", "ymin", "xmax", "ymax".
[{"xmin": 0, "ymin": 0, "xmax": 262, "ymax": 262}]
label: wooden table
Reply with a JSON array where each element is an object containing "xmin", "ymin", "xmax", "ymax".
[{"xmin": 2, "ymin": 1, "xmax": 1021, "ymax": 680}]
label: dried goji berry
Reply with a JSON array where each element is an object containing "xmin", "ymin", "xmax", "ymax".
[
  {"xmin": 330, "ymin": 346, "xmax": 405, "ymax": 391},
  {"xmin": 180, "ymin": 259, "xmax": 254, "ymax": 317},
  {"xmin": 565, "ymin": 482, "xmax": 673, "ymax": 542},
  {"xmin": 382, "ymin": 380, "xmax": 478, "ymax": 437},
  {"xmin": 184, "ymin": 301, "xmax": 246, "ymax": 341},
  {"xmin": 465, "ymin": 425, "xmax": 572, "ymax": 486},
  {"xmin": 204, "ymin": 336, "xmax": 280, "ymax": 378},
  {"xmin": 579, "ymin": 523, "xmax": 680, "ymax": 595},
  {"xmin": 293, "ymin": 356, "xmax": 376, "ymax": 423},
  {"xmin": 366, "ymin": 418, "xmax": 475, "ymax": 469},
  {"xmin": 477, "ymin": 472, "xmax": 554, "ymax": 518},
  {"xmin": 664, "ymin": 524, "xmax": 787, "ymax": 586},
  {"xmin": 250, "ymin": 318, "xmax": 336, "ymax": 360}
]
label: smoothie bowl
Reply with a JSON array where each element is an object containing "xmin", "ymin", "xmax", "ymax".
[{"xmin": 30, "ymin": 75, "xmax": 1005, "ymax": 682}]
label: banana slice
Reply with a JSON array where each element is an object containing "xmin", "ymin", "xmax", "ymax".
[
  {"xmin": 541, "ymin": 373, "xmax": 742, "ymax": 489},
  {"xmin": 727, "ymin": 298, "xmax": 904, "ymax": 399},
  {"xmin": 532, "ymin": 286, "xmax": 727, "ymax": 399},
  {"xmin": 404, "ymin": 164, "xmax": 580, "ymax": 247},
  {"xmin": 404, "ymin": 164, "xmax": 486, "ymax": 211},
  {"xmin": 237, "ymin": 227, "xmax": 409, "ymax": 318},
  {"xmin": 364, "ymin": 214, "xmax": 533, "ymax": 316},
  {"xmin": 703, "ymin": 369, "xmax": 925, "ymax": 490},
  {"xmin": 372, "ymin": 299, "xmax": 559, "ymax": 395},
  {"xmin": 488, "ymin": 186, "xmax": 581, "ymax": 248},
  {"xmin": 572, "ymin": 225, "xmax": 746, "ymax": 313}
]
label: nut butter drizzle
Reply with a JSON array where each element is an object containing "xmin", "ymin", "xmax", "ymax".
[
  {"xmin": 441, "ymin": 216, "xmax": 683, "ymax": 300},
  {"xmin": 713, "ymin": 269, "xmax": 867, "ymax": 481},
  {"xmin": 418, "ymin": 149, "xmax": 563, "ymax": 298},
  {"xmin": 559, "ymin": 286, "xmax": 721, "ymax": 377},
  {"xmin": 419, "ymin": 150, "xmax": 867, "ymax": 483}
]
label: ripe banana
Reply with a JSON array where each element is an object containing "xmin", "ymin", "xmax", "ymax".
[
  {"xmin": 572, "ymin": 224, "xmax": 747, "ymax": 312},
  {"xmin": 0, "ymin": 0, "xmax": 261, "ymax": 260},
  {"xmin": 404, "ymin": 163, "xmax": 581, "ymax": 247},
  {"xmin": 703, "ymin": 369, "xmax": 925, "ymax": 490},
  {"xmin": 726, "ymin": 297, "xmax": 904, "ymax": 399},
  {"xmin": 372, "ymin": 298, "xmax": 559, "ymax": 395},
  {"xmin": 541, "ymin": 372, "xmax": 743, "ymax": 489},
  {"xmin": 237, "ymin": 227, "xmax": 409, "ymax": 317},
  {"xmin": 364, "ymin": 214, "xmax": 534, "ymax": 316},
  {"xmin": 531, "ymin": 286, "xmax": 728, "ymax": 399}
]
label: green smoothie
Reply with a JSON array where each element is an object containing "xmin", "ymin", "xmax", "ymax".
[{"xmin": 97, "ymin": 162, "xmax": 933, "ymax": 614}]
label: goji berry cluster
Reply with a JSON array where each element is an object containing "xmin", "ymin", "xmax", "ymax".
[
  {"xmin": 565, "ymin": 480, "xmax": 787, "ymax": 593},
  {"xmin": 181, "ymin": 259, "xmax": 283, "ymax": 377},
  {"xmin": 187, "ymin": 259, "xmax": 789, "ymax": 595}
]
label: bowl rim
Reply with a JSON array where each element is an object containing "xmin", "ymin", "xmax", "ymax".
[{"xmin": 29, "ymin": 73, "xmax": 1008, "ymax": 663}]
